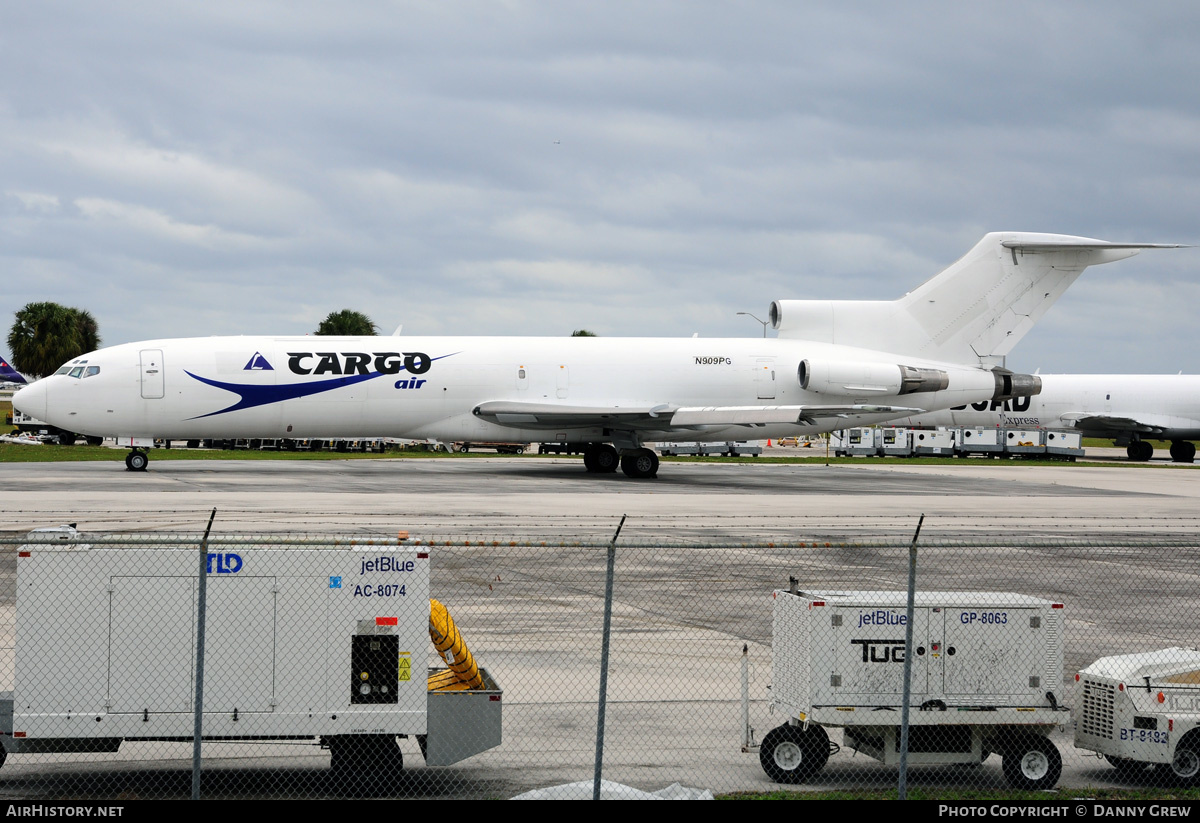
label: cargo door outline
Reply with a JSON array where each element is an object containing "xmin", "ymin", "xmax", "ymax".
[
  {"xmin": 755, "ymin": 357, "xmax": 776, "ymax": 400},
  {"xmin": 140, "ymin": 349, "xmax": 164, "ymax": 399}
]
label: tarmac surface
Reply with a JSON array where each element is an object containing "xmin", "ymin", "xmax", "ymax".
[{"xmin": 0, "ymin": 450, "xmax": 1198, "ymax": 798}]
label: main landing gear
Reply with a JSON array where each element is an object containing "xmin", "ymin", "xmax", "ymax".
[
  {"xmin": 124, "ymin": 450, "xmax": 149, "ymax": 472},
  {"xmin": 582, "ymin": 444, "xmax": 659, "ymax": 479},
  {"xmin": 1170, "ymin": 441, "xmax": 1197, "ymax": 464},
  {"xmin": 1126, "ymin": 441, "xmax": 1154, "ymax": 462}
]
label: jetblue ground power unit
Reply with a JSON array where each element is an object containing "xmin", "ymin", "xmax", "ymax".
[
  {"xmin": 762, "ymin": 586, "xmax": 1070, "ymax": 789},
  {"xmin": 0, "ymin": 535, "xmax": 501, "ymax": 780}
]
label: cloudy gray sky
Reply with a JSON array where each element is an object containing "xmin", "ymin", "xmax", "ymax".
[{"xmin": 2, "ymin": 1, "xmax": 1198, "ymax": 373}]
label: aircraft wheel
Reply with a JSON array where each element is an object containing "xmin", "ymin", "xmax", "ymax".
[
  {"xmin": 583, "ymin": 447, "xmax": 598, "ymax": 472},
  {"xmin": 620, "ymin": 449, "xmax": 659, "ymax": 479},
  {"xmin": 1170, "ymin": 441, "xmax": 1196, "ymax": 463},
  {"xmin": 1001, "ymin": 735, "xmax": 1061, "ymax": 790},
  {"xmin": 594, "ymin": 444, "xmax": 620, "ymax": 473},
  {"xmin": 759, "ymin": 723, "xmax": 828, "ymax": 784},
  {"xmin": 329, "ymin": 734, "xmax": 403, "ymax": 787},
  {"xmin": 86, "ymin": 436, "xmax": 104, "ymax": 446},
  {"xmin": 125, "ymin": 451, "xmax": 149, "ymax": 472},
  {"xmin": 1127, "ymin": 441, "xmax": 1153, "ymax": 462},
  {"xmin": 458, "ymin": 444, "xmax": 470, "ymax": 453}
]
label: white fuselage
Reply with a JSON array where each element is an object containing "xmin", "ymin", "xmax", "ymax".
[
  {"xmin": 14, "ymin": 335, "xmax": 1006, "ymax": 444},
  {"xmin": 895, "ymin": 374, "xmax": 1200, "ymax": 441}
]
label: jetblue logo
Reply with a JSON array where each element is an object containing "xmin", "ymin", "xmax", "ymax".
[
  {"xmin": 856, "ymin": 609, "xmax": 906, "ymax": 629},
  {"xmin": 206, "ymin": 552, "xmax": 243, "ymax": 574},
  {"xmin": 360, "ymin": 556, "xmax": 416, "ymax": 575},
  {"xmin": 244, "ymin": 352, "xmax": 274, "ymax": 371}
]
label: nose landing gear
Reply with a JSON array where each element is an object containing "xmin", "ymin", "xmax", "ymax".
[{"xmin": 124, "ymin": 450, "xmax": 149, "ymax": 472}]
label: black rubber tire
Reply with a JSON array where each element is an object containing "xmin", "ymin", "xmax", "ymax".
[
  {"xmin": 1170, "ymin": 441, "xmax": 1197, "ymax": 464},
  {"xmin": 1167, "ymin": 738, "xmax": 1200, "ymax": 787},
  {"xmin": 86, "ymin": 436, "xmax": 104, "ymax": 447},
  {"xmin": 1002, "ymin": 735, "xmax": 1062, "ymax": 790},
  {"xmin": 1127, "ymin": 441, "xmax": 1153, "ymax": 462},
  {"xmin": 329, "ymin": 734, "xmax": 403, "ymax": 787},
  {"xmin": 1106, "ymin": 755, "xmax": 1151, "ymax": 778},
  {"xmin": 620, "ymin": 449, "xmax": 659, "ymax": 479},
  {"xmin": 759, "ymin": 724, "xmax": 828, "ymax": 784},
  {"xmin": 125, "ymin": 451, "xmax": 148, "ymax": 472},
  {"xmin": 594, "ymin": 445, "xmax": 619, "ymax": 473},
  {"xmin": 458, "ymin": 444, "xmax": 469, "ymax": 453}
]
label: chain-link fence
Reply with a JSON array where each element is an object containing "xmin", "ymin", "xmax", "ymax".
[{"xmin": 0, "ymin": 524, "xmax": 1198, "ymax": 799}]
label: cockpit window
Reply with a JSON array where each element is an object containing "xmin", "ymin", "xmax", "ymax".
[
  {"xmin": 68, "ymin": 367, "xmax": 84, "ymax": 378},
  {"xmin": 84, "ymin": 366, "xmax": 100, "ymax": 377},
  {"xmin": 54, "ymin": 366, "xmax": 71, "ymax": 375}
]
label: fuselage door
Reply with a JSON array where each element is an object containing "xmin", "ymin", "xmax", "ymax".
[
  {"xmin": 140, "ymin": 349, "xmax": 164, "ymax": 399},
  {"xmin": 755, "ymin": 358, "xmax": 776, "ymax": 400}
]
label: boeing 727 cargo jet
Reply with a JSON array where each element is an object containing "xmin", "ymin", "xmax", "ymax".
[{"xmin": 13, "ymin": 233, "xmax": 1181, "ymax": 477}]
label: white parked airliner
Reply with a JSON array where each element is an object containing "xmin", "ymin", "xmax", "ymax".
[
  {"xmin": 895, "ymin": 374, "xmax": 1200, "ymax": 463},
  {"xmin": 13, "ymin": 233, "xmax": 1180, "ymax": 477}
]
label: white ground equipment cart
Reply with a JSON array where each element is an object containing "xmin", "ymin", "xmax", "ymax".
[
  {"xmin": 0, "ymin": 531, "xmax": 501, "ymax": 780},
  {"xmin": 762, "ymin": 586, "xmax": 1070, "ymax": 789},
  {"xmin": 1075, "ymin": 647, "xmax": 1200, "ymax": 785}
]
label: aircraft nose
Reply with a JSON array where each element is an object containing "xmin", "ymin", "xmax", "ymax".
[{"xmin": 12, "ymin": 380, "xmax": 47, "ymax": 421}]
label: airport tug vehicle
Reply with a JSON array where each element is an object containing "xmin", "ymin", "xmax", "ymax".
[
  {"xmin": 0, "ymin": 533, "xmax": 501, "ymax": 778},
  {"xmin": 1075, "ymin": 648, "xmax": 1200, "ymax": 785},
  {"xmin": 761, "ymin": 584, "xmax": 1069, "ymax": 789}
]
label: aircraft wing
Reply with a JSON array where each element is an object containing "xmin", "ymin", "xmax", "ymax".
[
  {"xmin": 1058, "ymin": 413, "xmax": 1166, "ymax": 436},
  {"xmin": 473, "ymin": 401, "xmax": 924, "ymax": 430}
]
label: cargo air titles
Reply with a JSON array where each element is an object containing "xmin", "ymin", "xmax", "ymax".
[{"xmin": 287, "ymin": 351, "xmax": 433, "ymax": 377}]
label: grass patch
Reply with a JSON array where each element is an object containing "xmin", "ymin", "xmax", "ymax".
[{"xmin": 0, "ymin": 443, "xmax": 570, "ymax": 464}]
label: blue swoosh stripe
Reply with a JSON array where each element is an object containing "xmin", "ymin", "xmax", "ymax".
[{"xmin": 185, "ymin": 352, "xmax": 458, "ymax": 418}]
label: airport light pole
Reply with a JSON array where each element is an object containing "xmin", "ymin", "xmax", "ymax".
[{"xmin": 736, "ymin": 311, "xmax": 768, "ymax": 337}]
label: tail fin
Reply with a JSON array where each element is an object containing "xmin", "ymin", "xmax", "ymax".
[
  {"xmin": 0, "ymin": 355, "xmax": 27, "ymax": 384},
  {"xmin": 771, "ymin": 232, "xmax": 1184, "ymax": 365}
]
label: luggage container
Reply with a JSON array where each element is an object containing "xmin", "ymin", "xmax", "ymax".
[
  {"xmin": 953, "ymin": 427, "xmax": 1003, "ymax": 456},
  {"xmin": 832, "ymin": 428, "xmax": 879, "ymax": 457},
  {"xmin": 1045, "ymin": 430, "xmax": 1084, "ymax": 460},
  {"xmin": 760, "ymin": 585, "xmax": 1069, "ymax": 789},
  {"xmin": 1004, "ymin": 429, "xmax": 1046, "ymax": 456},
  {"xmin": 912, "ymin": 429, "xmax": 954, "ymax": 456},
  {"xmin": 879, "ymin": 428, "xmax": 913, "ymax": 457}
]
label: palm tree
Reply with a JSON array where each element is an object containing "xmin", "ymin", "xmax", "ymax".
[
  {"xmin": 315, "ymin": 309, "xmax": 378, "ymax": 336},
  {"xmin": 571, "ymin": 329, "xmax": 597, "ymax": 337},
  {"xmin": 7, "ymin": 302, "xmax": 101, "ymax": 378}
]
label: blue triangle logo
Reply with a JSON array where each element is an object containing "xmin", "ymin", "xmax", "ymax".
[{"xmin": 244, "ymin": 352, "xmax": 274, "ymax": 371}]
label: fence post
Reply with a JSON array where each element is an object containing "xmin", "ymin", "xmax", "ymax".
[
  {"xmin": 593, "ymin": 514, "xmax": 626, "ymax": 800},
  {"xmin": 191, "ymin": 508, "xmax": 217, "ymax": 800},
  {"xmin": 898, "ymin": 513, "xmax": 924, "ymax": 800}
]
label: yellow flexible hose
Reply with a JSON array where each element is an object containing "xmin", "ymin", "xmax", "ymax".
[{"xmin": 428, "ymin": 598, "xmax": 485, "ymax": 690}]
